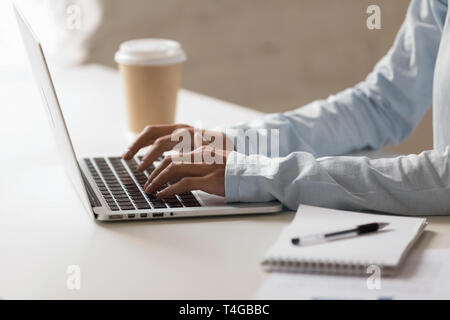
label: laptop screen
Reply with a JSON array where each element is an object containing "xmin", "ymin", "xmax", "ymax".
[{"xmin": 14, "ymin": 4, "xmax": 94, "ymax": 217}]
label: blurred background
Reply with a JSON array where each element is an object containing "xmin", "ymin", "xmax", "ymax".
[{"xmin": 1, "ymin": 0, "xmax": 430, "ymax": 154}]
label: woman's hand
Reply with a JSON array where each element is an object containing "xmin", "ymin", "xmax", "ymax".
[
  {"xmin": 122, "ymin": 124, "xmax": 234, "ymax": 197},
  {"xmin": 145, "ymin": 146, "xmax": 231, "ymax": 198}
]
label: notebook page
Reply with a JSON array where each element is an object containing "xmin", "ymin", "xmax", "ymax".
[{"xmin": 263, "ymin": 205, "xmax": 427, "ymax": 268}]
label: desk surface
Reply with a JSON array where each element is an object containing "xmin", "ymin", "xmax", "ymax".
[{"xmin": 0, "ymin": 65, "xmax": 449, "ymax": 299}]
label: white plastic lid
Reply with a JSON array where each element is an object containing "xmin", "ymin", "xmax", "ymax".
[{"xmin": 114, "ymin": 39, "xmax": 187, "ymax": 66}]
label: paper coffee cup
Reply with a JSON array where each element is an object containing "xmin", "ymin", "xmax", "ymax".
[{"xmin": 115, "ymin": 39, "xmax": 186, "ymax": 133}]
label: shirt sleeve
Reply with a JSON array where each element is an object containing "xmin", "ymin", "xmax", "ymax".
[
  {"xmin": 223, "ymin": 0, "xmax": 447, "ymax": 158},
  {"xmin": 225, "ymin": 147, "xmax": 450, "ymax": 215}
]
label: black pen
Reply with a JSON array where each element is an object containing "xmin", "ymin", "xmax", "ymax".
[{"xmin": 291, "ymin": 222, "xmax": 389, "ymax": 246}]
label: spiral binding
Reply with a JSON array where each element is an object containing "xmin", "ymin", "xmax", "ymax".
[{"xmin": 261, "ymin": 257, "xmax": 392, "ymax": 276}]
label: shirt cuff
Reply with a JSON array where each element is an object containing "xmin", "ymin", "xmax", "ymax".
[{"xmin": 224, "ymin": 151, "xmax": 247, "ymax": 202}]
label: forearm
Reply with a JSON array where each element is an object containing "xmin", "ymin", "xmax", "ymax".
[
  {"xmin": 223, "ymin": 0, "xmax": 444, "ymax": 158},
  {"xmin": 225, "ymin": 84, "xmax": 425, "ymax": 158},
  {"xmin": 225, "ymin": 147, "xmax": 450, "ymax": 215}
]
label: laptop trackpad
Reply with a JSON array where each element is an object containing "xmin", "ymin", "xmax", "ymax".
[{"xmin": 193, "ymin": 191, "xmax": 226, "ymax": 206}]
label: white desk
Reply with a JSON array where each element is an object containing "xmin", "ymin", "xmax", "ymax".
[{"xmin": 0, "ymin": 65, "xmax": 449, "ymax": 299}]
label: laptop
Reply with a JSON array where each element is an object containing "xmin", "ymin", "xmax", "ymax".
[{"xmin": 13, "ymin": 5, "xmax": 282, "ymax": 221}]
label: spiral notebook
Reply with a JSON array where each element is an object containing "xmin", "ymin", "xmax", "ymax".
[{"xmin": 261, "ymin": 205, "xmax": 427, "ymax": 276}]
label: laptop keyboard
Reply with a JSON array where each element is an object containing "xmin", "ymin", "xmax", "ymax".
[{"xmin": 84, "ymin": 156, "xmax": 201, "ymax": 211}]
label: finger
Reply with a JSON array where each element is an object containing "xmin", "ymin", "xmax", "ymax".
[
  {"xmin": 156, "ymin": 177, "xmax": 206, "ymax": 199},
  {"xmin": 145, "ymin": 162, "xmax": 208, "ymax": 194},
  {"xmin": 122, "ymin": 127, "xmax": 154, "ymax": 160},
  {"xmin": 122, "ymin": 124, "xmax": 186, "ymax": 160},
  {"xmin": 144, "ymin": 156, "xmax": 173, "ymax": 190},
  {"xmin": 138, "ymin": 135, "xmax": 179, "ymax": 171},
  {"xmin": 144, "ymin": 147, "xmax": 201, "ymax": 189}
]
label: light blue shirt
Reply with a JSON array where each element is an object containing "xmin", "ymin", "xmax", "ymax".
[{"xmin": 223, "ymin": 0, "xmax": 450, "ymax": 215}]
